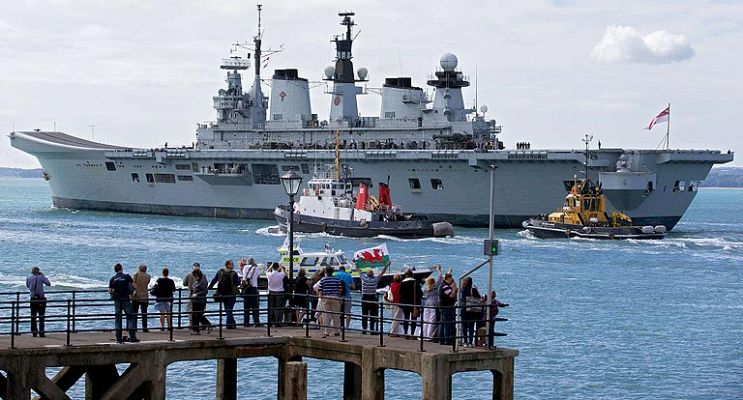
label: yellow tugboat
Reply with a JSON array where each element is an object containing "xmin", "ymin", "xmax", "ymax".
[{"xmin": 523, "ymin": 135, "xmax": 666, "ymax": 240}]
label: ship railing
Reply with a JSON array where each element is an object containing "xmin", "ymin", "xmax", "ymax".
[{"xmin": 0, "ymin": 288, "xmax": 508, "ymax": 352}]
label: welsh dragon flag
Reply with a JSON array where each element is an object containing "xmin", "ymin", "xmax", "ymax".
[{"xmin": 353, "ymin": 244, "xmax": 390, "ymax": 270}]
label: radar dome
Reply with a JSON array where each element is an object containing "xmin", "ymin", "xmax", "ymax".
[
  {"xmin": 440, "ymin": 53, "xmax": 458, "ymax": 71},
  {"xmin": 324, "ymin": 66, "xmax": 335, "ymax": 79},
  {"xmin": 357, "ymin": 67, "xmax": 368, "ymax": 80},
  {"xmin": 480, "ymin": 105, "xmax": 488, "ymax": 113}
]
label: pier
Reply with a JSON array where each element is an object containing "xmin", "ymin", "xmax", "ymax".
[{"xmin": 0, "ymin": 290, "xmax": 517, "ymax": 399}]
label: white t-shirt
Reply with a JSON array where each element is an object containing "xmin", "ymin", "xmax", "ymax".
[
  {"xmin": 266, "ymin": 269, "xmax": 286, "ymax": 292},
  {"xmin": 242, "ymin": 264, "xmax": 259, "ymax": 288}
]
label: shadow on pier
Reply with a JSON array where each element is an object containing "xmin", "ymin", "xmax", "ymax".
[{"xmin": 0, "ymin": 289, "xmax": 517, "ymax": 400}]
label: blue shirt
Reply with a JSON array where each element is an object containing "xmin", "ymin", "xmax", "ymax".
[
  {"xmin": 335, "ymin": 270, "xmax": 353, "ymax": 298},
  {"xmin": 109, "ymin": 272, "xmax": 133, "ymax": 301},
  {"xmin": 26, "ymin": 274, "xmax": 50, "ymax": 298}
]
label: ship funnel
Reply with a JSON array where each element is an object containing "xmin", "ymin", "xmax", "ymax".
[
  {"xmin": 268, "ymin": 69, "xmax": 312, "ymax": 127},
  {"xmin": 380, "ymin": 77, "xmax": 425, "ymax": 120}
]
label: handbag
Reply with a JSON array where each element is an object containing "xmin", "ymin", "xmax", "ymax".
[
  {"xmin": 149, "ymin": 284, "xmax": 159, "ymax": 297},
  {"xmin": 465, "ymin": 296, "xmax": 483, "ymax": 312}
]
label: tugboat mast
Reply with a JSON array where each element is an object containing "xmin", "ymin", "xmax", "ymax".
[{"xmin": 582, "ymin": 133, "xmax": 593, "ymax": 183}]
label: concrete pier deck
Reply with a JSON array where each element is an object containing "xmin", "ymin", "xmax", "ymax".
[{"xmin": 0, "ymin": 327, "xmax": 517, "ymax": 400}]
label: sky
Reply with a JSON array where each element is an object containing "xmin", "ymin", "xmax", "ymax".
[{"xmin": 1, "ymin": 0, "xmax": 741, "ymax": 168}]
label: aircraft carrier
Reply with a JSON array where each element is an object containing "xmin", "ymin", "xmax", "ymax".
[{"xmin": 8, "ymin": 8, "xmax": 734, "ymax": 229}]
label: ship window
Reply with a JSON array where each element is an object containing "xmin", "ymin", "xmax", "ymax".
[
  {"xmin": 384, "ymin": 111, "xmax": 396, "ymax": 119},
  {"xmin": 105, "ymin": 162, "xmax": 116, "ymax": 171},
  {"xmin": 146, "ymin": 173, "xmax": 154, "ymax": 183},
  {"xmin": 252, "ymin": 164, "xmax": 280, "ymax": 185},
  {"xmin": 646, "ymin": 181, "xmax": 654, "ymax": 193},
  {"xmin": 131, "ymin": 173, "xmax": 140, "ymax": 182},
  {"xmin": 431, "ymin": 179, "xmax": 444, "ymax": 190},
  {"xmin": 177, "ymin": 175, "xmax": 193, "ymax": 182},
  {"xmin": 281, "ymin": 165, "xmax": 300, "ymax": 172},
  {"xmin": 300, "ymin": 257, "xmax": 318, "ymax": 267},
  {"xmin": 191, "ymin": 162, "xmax": 199, "ymax": 172},
  {"xmin": 154, "ymin": 173, "xmax": 176, "ymax": 183},
  {"xmin": 175, "ymin": 164, "xmax": 191, "ymax": 170},
  {"xmin": 409, "ymin": 178, "xmax": 421, "ymax": 191},
  {"xmin": 273, "ymin": 113, "xmax": 283, "ymax": 121},
  {"xmin": 348, "ymin": 177, "xmax": 372, "ymax": 188}
]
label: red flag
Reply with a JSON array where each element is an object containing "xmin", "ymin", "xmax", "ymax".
[{"xmin": 646, "ymin": 106, "xmax": 670, "ymax": 130}]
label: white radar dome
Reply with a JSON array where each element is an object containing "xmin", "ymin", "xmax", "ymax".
[
  {"xmin": 357, "ymin": 67, "xmax": 368, "ymax": 80},
  {"xmin": 440, "ymin": 53, "xmax": 458, "ymax": 71},
  {"xmin": 480, "ymin": 105, "xmax": 488, "ymax": 113},
  {"xmin": 324, "ymin": 66, "xmax": 335, "ymax": 79}
]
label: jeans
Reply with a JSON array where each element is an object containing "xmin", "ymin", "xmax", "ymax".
[
  {"xmin": 221, "ymin": 296, "xmax": 237, "ymax": 328},
  {"xmin": 439, "ymin": 306, "xmax": 456, "ymax": 345},
  {"xmin": 191, "ymin": 301, "xmax": 211, "ymax": 332},
  {"xmin": 113, "ymin": 298, "xmax": 137, "ymax": 341},
  {"xmin": 242, "ymin": 287, "xmax": 260, "ymax": 326},
  {"xmin": 361, "ymin": 294, "xmax": 378, "ymax": 333},
  {"xmin": 132, "ymin": 300, "xmax": 149, "ymax": 330},
  {"xmin": 30, "ymin": 297, "xmax": 47, "ymax": 336}
]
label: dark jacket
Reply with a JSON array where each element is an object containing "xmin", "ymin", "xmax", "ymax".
[{"xmin": 399, "ymin": 277, "xmax": 423, "ymax": 306}]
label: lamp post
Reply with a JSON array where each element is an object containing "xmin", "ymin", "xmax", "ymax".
[
  {"xmin": 280, "ymin": 169, "xmax": 303, "ymax": 282},
  {"xmin": 486, "ymin": 164, "xmax": 497, "ymax": 349}
]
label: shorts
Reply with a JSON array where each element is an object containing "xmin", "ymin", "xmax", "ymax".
[{"xmin": 154, "ymin": 301, "xmax": 171, "ymax": 312}]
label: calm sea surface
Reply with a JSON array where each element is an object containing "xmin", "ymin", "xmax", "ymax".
[{"xmin": 0, "ymin": 178, "xmax": 741, "ymax": 399}]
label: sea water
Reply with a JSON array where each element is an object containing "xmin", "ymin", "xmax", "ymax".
[{"xmin": 0, "ymin": 178, "xmax": 740, "ymax": 399}]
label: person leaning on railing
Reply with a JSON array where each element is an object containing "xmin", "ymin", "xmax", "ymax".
[
  {"xmin": 131, "ymin": 264, "xmax": 151, "ymax": 333},
  {"xmin": 356, "ymin": 260, "xmax": 390, "ymax": 335}
]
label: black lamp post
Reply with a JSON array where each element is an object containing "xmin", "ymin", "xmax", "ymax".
[{"xmin": 280, "ymin": 169, "xmax": 303, "ymax": 282}]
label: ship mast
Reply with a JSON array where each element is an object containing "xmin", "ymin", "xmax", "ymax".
[{"xmin": 582, "ymin": 133, "xmax": 593, "ymax": 183}]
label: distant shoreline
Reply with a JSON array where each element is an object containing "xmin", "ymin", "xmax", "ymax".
[{"xmin": 2, "ymin": 166, "xmax": 742, "ymax": 187}]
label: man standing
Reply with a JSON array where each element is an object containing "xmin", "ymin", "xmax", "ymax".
[
  {"xmin": 241, "ymin": 258, "xmax": 260, "ymax": 327},
  {"xmin": 356, "ymin": 261, "xmax": 390, "ymax": 334},
  {"xmin": 318, "ymin": 266, "xmax": 343, "ymax": 338},
  {"xmin": 26, "ymin": 266, "xmax": 50, "ymax": 337},
  {"xmin": 108, "ymin": 263, "xmax": 139, "ymax": 343},
  {"xmin": 209, "ymin": 260, "xmax": 240, "ymax": 329},
  {"xmin": 266, "ymin": 263, "xmax": 286, "ymax": 327},
  {"xmin": 183, "ymin": 262, "xmax": 201, "ymax": 330},
  {"xmin": 131, "ymin": 264, "xmax": 151, "ymax": 332},
  {"xmin": 438, "ymin": 272, "xmax": 458, "ymax": 346},
  {"xmin": 334, "ymin": 265, "xmax": 355, "ymax": 327}
]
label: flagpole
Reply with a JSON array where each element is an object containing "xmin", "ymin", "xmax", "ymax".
[{"xmin": 666, "ymin": 102, "xmax": 671, "ymax": 150}]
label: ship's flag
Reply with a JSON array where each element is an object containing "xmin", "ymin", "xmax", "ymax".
[
  {"xmin": 646, "ymin": 106, "xmax": 670, "ymax": 130},
  {"xmin": 353, "ymin": 244, "xmax": 390, "ymax": 271}
]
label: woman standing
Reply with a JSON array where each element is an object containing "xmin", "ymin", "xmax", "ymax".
[
  {"xmin": 189, "ymin": 269, "xmax": 212, "ymax": 334},
  {"xmin": 459, "ymin": 277, "xmax": 482, "ymax": 347},
  {"xmin": 387, "ymin": 274, "xmax": 403, "ymax": 337},
  {"xmin": 154, "ymin": 268, "xmax": 176, "ymax": 331},
  {"xmin": 293, "ymin": 269, "xmax": 310, "ymax": 324},
  {"xmin": 399, "ymin": 269, "xmax": 423, "ymax": 337},
  {"xmin": 421, "ymin": 265, "xmax": 443, "ymax": 340}
]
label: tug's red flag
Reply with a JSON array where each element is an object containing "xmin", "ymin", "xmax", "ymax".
[{"xmin": 646, "ymin": 106, "xmax": 670, "ymax": 130}]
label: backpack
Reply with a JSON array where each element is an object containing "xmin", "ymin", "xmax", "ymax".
[{"xmin": 217, "ymin": 269, "xmax": 238, "ymax": 295}]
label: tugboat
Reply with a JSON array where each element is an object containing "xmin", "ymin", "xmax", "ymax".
[
  {"xmin": 273, "ymin": 134, "xmax": 455, "ymax": 238},
  {"xmin": 523, "ymin": 135, "xmax": 667, "ymax": 240}
]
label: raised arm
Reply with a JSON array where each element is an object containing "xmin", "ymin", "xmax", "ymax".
[{"xmin": 377, "ymin": 260, "xmax": 391, "ymax": 278}]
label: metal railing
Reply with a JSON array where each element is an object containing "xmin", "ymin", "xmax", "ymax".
[{"xmin": 0, "ymin": 289, "xmax": 508, "ymax": 351}]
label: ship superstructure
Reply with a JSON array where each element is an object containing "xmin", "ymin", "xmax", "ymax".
[{"xmin": 8, "ymin": 8, "xmax": 734, "ymax": 229}]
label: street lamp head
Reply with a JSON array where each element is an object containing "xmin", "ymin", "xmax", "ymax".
[{"xmin": 280, "ymin": 169, "xmax": 303, "ymax": 196}]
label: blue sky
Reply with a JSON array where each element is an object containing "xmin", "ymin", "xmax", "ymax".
[{"xmin": 1, "ymin": 0, "xmax": 740, "ymax": 167}]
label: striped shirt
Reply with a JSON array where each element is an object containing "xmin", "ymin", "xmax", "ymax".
[
  {"xmin": 360, "ymin": 274, "xmax": 380, "ymax": 296},
  {"xmin": 319, "ymin": 276, "xmax": 342, "ymax": 297}
]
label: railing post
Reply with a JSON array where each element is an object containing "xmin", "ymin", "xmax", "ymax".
[
  {"xmin": 266, "ymin": 292, "xmax": 271, "ymax": 337},
  {"xmin": 66, "ymin": 299, "xmax": 72, "ymax": 346},
  {"xmin": 419, "ymin": 305, "xmax": 425, "ymax": 352},
  {"xmin": 305, "ymin": 293, "xmax": 310, "ymax": 338},
  {"xmin": 168, "ymin": 301, "xmax": 174, "ymax": 342},
  {"xmin": 452, "ymin": 305, "xmax": 458, "ymax": 353},
  {"xmin": 14, "ymin": 291, "xmax": 21, "ymax": 334},
  {"xmin": 218, "ymin": 299, "xmax": 224, "ymax": 340},
  {"xmin": 378, "ymin": 298, "xmax": 385, "ymax": 347},
  {"xmin": 71, "ymin": 291, "xmax": 77, "ymax": 333},
  {"xmin": 340, "ymin": 297, "xmax": 347, "ymax": 342},
  {"xmin": 177, "ymin": 288, "xmax": 183, "ymax": 329},
  {"xmin": 10, "ymin": 300, "xmax": 16, "ymax": 349}
]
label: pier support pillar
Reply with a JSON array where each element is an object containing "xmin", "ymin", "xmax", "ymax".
[
  {"xmin": 85, "ymin": 364, "xmax": 118, "ymax": 400},
  {"xmin": 3, "ymin": 361, "xmax": 31, "ymax": 400},
  {"xmin": 492, "ymin": 358, "xmax": 514, "ymax": 400},
  {"xmin": 421, "ymin": 356, "xmax": 451, "ymax": 400},
  {"xmin": 360, "ymin": 367, "xmax": 384, "ymax": 400},
  {"xmin": 216, "ymin": 358, "xmax": 237, "ymax": 400},
  {"xmin": 280, "ymin": 361, "xmax": 307, "ymax": 400},
  {"xmin": 343, "ymin": 362, "xmax": 362, "ymax": 400}
]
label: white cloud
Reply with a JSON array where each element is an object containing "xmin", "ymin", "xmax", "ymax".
[{"xmin": 590, "ymin": 25, "xmax": 694, "ymax": 64}]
